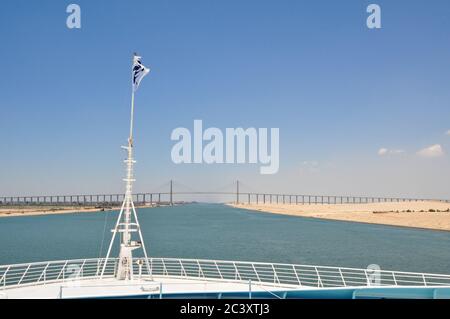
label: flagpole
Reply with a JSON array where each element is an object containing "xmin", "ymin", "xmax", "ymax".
[
  {"xmin": 129, "ymin": 88, "xmax": 135, "ymax": 144},
  {"xmin": 101, "ymin": 54, "xmax": 151, "ymax": 280},
  {"xmin": 124, "ymin": 58, "xmax": 136, "ymax": 248}
]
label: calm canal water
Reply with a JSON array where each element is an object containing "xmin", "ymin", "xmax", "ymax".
[{"xmin": 1, "ymin": 204, "xmax": 449, "ymax": 274}]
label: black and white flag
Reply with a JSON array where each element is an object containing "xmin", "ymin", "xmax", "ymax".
[{"xmin": 132, "ymin": 54, "xmax": 150, "ymax": 91}]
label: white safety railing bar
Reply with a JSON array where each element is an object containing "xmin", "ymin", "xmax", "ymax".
[
  {"xmin": 1, "ymin": 273, "xmax": 116, "ymax": 285},
  {"xmin": 0, "ymin": 258, "xmax": 104, "ymax": 269},
  {"xmin": 0, "ymin": 271, "xmax": 433, "ymax": 284},
  {"xmin": 0, "ymin": 258, "xmax": 118, "ymax": 290},
  {"xmin": 168, "ymin": 263, "xmax": 448, "ymax": 283},
  {"xmin": 426, "ymin": 280, "xmax": 450, "ymax": 286},
  {"xmin": 167, "ymin": 257, "xmax": 449, "ymax": 278},
  {"xmin": 2, "ymin": 257, "xmax": 450, "ymax": 290}
]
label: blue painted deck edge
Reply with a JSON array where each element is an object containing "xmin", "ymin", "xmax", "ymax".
[{"xmin": 93, "ymin": 287, "xmax": 450, "ymax": 299}]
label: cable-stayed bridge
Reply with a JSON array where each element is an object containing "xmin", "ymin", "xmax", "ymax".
[{"xmin": 1, "ymin": 180, "xmax": 449, "ymax": 207}]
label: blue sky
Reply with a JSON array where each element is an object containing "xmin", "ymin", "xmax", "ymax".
[{"xmin": 0, "ymin": 0, "xmax": 449, "ymax": 199}]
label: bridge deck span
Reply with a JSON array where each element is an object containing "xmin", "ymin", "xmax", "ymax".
[{"xmin": 0, "ymin": 192, "xmax": 448, "ymax": 207}]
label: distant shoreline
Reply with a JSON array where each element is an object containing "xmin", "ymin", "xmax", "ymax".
[
  {"xmin": 0, "ymin": 206, "xmax": 112, "ymax": 218},
  {"xmin": 0, "ymin": 203, "xmax": 184, "ymax": 218},
  {"xmin": 228, "ymin": 201, "xmax": 450, "ymax": 232}
]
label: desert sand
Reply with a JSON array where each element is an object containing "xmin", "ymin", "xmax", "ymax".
[
  {"xmin": 229, "ymin": 201, "xmax": 450, "ymax": 231},
  {"xmin": 0, "ymin": 202, "xmax": 177, "ymax": 218},
  {"xmin": 0, "ymin": 206, "xmax": 113, "ymax": 217}
]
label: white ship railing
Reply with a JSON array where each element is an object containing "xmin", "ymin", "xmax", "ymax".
[{"xmin": 1, "ymin": 257, "xmax": 450, "ymax": 290}]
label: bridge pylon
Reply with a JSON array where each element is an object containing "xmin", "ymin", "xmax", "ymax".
[{"xmin": 236, "ymin": 180, "xmax": 240, "ymax": 204}]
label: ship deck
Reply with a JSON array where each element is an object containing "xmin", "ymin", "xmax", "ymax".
[
  {"xmin": 2, "ymin": 257, "xmax": 450, "ymax": 299},
  {"xmin": 1, "ymin": 276, "xmax": 296, "ymax": 299}
]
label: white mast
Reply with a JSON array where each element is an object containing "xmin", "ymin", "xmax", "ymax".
[{"xmin": 101, "ymin": 54, "xmax": 151, "ymax": 280}]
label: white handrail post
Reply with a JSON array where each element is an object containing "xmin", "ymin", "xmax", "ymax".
[
  {"xmin": 57, "ymin": 261, "xmax": 68, "ymax": 281},
  {"xmin": 252, "ymin": 264, "xmax": 261, "ymax": 283},
  {"xmin": 149, "ymin": 257, "xmax": 153, "ymax": 277},
  {"xmin": 159, "ymin": 282, "xmax": 162, "ymax": 299},
  {"xmin": 233, "ymin": 262, "xmax": 241, "ymax": 281},
  {"xmin": 292, "ymin": 265, "xmax": 301, "ymax": 286},
  {"xmin": 364, "ymin": 269, "xmax": 370, "ymax": 286},
  {"xmin": 179, "ymin": 260, "xmax": 186, "ymax": 277},
  {"xmin": 2, "ymin": 266, "xmax": 10, "ymax": 289},
  {"xmin": 162, "ymin": 259, "xmax": 168, "ymax": 276},
  {"xmin": 271, "ymin": 264, "xmax": 279, "ymax": 284},
  {"xmin": 197, "ymin": 260, "xmax": 204, "ymax": 278},
  {"xmin": 249, "ymin": 279, "xmax": 252, "ymax": 299},
  {"xmin": 18, "ymin": 264, "xmax": 31, "ymax": 285},
  {"xmin": 392, "ymin": 272, "xmax": 398, "ymax": 286},
  {"xmin": 339, "ymin": 268, "xmax": 346, "ymax": 287},
  {"xmin": 196, "ymin": 261, "xmax": 200, "ymax": 278},
  {"xmin": 422, "ymin": 274, "xmax": 427, "ymax": 286},
  {"xmin": 315, "ymin": 266, "xmax": 323, "ymax": 287},
  {"xmin": 214, "ymin": 261, "xmax": 223, "ymax": 279},
  {"xmin": 96, "ymin": 259, "xmax": 101, "ymax": 276},
  {"xmin": 80, "ymin": 259, "xmax": 86, "ymax": 279},
  {"xmin": 38, "ymin": 263, "xmax": 49, "ymax": 284}
]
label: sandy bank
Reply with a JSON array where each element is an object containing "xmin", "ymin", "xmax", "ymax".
[
  {"xmin": 229, "ymin": 201, "xmax": 450, "ymax": 231},
  {"xmin": 0, "ymin": 206, "xmax": 116, "ymax": 217},
  {"xmin": 0, "ymin": 203, "xmax": 179, "ymax": 218}
]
